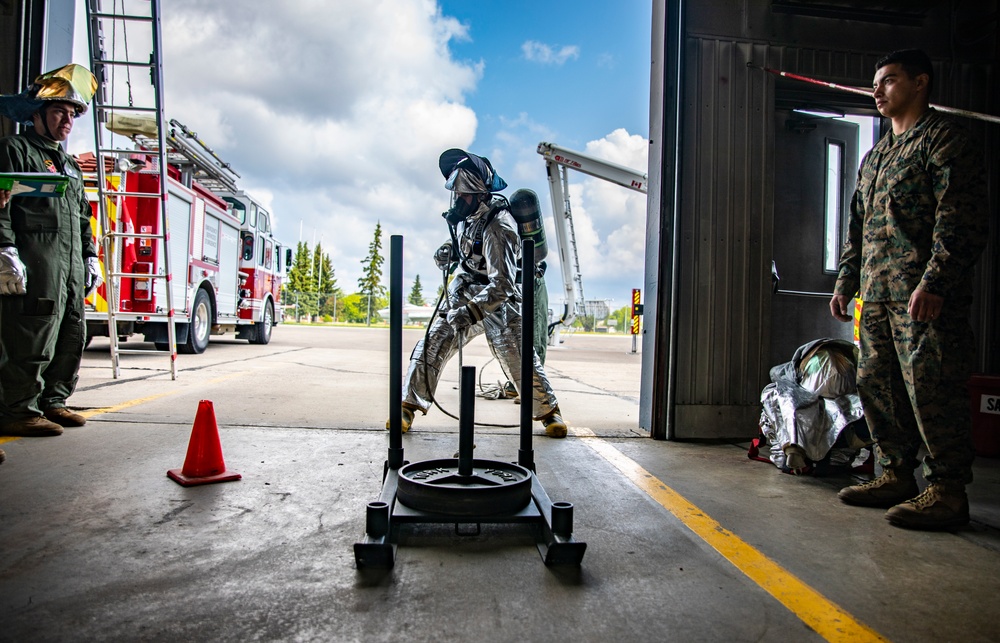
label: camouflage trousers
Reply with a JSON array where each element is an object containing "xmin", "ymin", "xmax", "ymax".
[{"xmin": 857, "ymin": 301, "xmax": 975, "ymax": 484}]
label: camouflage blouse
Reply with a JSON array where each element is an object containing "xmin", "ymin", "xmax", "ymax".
[{"xmin": 834, "ymin": 109, "xmax": 988, "ymax": 303}]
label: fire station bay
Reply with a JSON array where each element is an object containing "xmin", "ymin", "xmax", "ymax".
[{"xmin": 2, "ymin": 3, "xmax": 1000, "ymax": 643}]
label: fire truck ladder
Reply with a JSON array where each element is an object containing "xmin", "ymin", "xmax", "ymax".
[{"xmin": 86, "ymin": 0, "xmax": 177, "ymax": 379}]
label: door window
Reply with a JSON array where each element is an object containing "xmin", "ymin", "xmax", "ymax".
[
  {"xmin": 825, "ymin": 114, "xmax": 879, "ymax": 273},
  {"xmin": 224, "ymin": 197, "xmax": 246, "ymax": 225},
  {"xmin": 823, "ymin": 140, "xmax": 844, "ymax": 273}
]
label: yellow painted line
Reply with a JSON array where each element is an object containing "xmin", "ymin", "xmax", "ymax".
[
  {"xmin": 0, "ymin": 372, "xmax": 249, "ymax": 443},
  {"xmin": 572, "ymin": 427, "xmax": 889, "ymax": 643},
  {"xmin": 79, "ymin": 390, "xmax": 182, "ymax": 419},
  {"xmin": 80, "ymin": 371, "xmax": 248, "ymax": 419}
]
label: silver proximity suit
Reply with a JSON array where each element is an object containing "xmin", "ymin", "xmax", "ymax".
[{"xmin": 403, "ymin": 199, "xmax": 558, "ymax": 419}]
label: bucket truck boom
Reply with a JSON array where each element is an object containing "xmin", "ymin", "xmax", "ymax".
[{"xmin": 536, "ymin": 141, "xmax": 647, "ymax": 333}]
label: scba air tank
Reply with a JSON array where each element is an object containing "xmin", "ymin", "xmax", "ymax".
[{"xmin": 509, "ymin": 188, "xmax": 548, "ymax": 265}]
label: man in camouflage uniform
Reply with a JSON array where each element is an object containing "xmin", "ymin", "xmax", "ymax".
[{"xmin": 830, "ymin": 50, "xmax": 989, "ymax": 530}]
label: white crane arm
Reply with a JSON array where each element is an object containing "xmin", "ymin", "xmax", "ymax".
[
  {"xmin": 537, "ymin": 142, "xmax": 648, "ymax": 194},
  {"xmin": 536, "ymin": 141, "xmax": 647, "ymax": 330}
]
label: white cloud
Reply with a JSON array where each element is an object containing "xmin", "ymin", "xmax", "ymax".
[
  {"xmin": 73, "ymin": 1, "xmax": 648, "ymax": 311},
  {"xmin": 597, "ymin": 52, "xmax": 616, "ymax": 69},
  {"xmin": 147, "ymin": 0, "xmax": 482, "ymax": 296},
  {"xmin": 494, "ymin": 112, "xmax": 557, "ymax": 185},
  {"xmin": 476, "ymin": 116, "xmax": 648, "ymax": 310},
  {"xmin": 521, "ymin": 40, "xmax": 580, "ymax": 65},
  {"xmin": 548, "ymin": 129, "xmax": 649, "ymax": 307}
]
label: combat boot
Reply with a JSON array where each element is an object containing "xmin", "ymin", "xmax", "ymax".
[
  {"xmin": 44, "ymin": 407, "xmax": 87, "ymax": 427},
  {"xmin": 838, "ymin": 468, "xmax": 918, "ymax": 508},
  {"xmin": 885, "ymin": 482, "xmax": 970, "ymax": 531},
  {"xmin": 0, "ymin": 416, "xmax": 64, "ymax": 437},
  {"xmin": 540, "ymin": 406, "xmax": 567, "ymax": 438},
  {"xmin": 385, "ymin": 406, "xmax": 416, "ymax": 434}
]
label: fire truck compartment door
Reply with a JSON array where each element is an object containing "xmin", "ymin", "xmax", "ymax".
[
  {"xmin": 163, "ymin": 190, "xmax": 193, "ymax": 313},
  {"xmin": 216, "ymin": 221, "xmax": 240, "ymax": 318}
]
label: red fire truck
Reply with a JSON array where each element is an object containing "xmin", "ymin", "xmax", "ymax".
[{"xmin": 82, "ymin": 128, "xmax": 289, "ymax": 354}]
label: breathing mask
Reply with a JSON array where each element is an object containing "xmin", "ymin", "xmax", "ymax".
[{"xmin": 443, "ymin": 195, "xmax": 479, "ymax": 225}]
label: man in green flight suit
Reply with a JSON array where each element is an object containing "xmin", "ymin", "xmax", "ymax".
[
  {"xmin": 830, "ymin": 50, "xmax": 989, "ymax": 530},
  {"xmin": 0, "ymin": 64, "xmax": 102, "ymax": 449}
]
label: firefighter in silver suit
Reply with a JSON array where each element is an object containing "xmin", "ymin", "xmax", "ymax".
[{"xmin": 393, "ymin": 148, "xmax": 567, "ymax": 437}]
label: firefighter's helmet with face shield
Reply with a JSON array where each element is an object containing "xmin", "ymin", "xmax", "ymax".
[
  {"xmin": 0, "ymin": 63, "xmax": 97, "ymax": 124},
  {"xmin": 438, "ymin": 148, "xmax": 507, "ymax": 223},
  {"xmin": 32, "ymin": 64, "xmax": 97, "ymax": 116}
]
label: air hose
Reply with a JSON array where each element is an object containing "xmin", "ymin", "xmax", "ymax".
[{"xmin": 416, "ymin": 265, "xmax": 519, "ymax": 428}]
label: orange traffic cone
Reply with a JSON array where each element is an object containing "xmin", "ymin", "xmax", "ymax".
[{"xmin": 167, "ymin": 400, "xmax": 242, "ymax": 487}]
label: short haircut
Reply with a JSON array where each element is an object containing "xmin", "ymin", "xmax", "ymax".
[{"xmin": 876, "ymin": 49, "xmax": 934, "ymax": 95}]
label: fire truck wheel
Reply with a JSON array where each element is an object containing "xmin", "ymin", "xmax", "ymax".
[
  {"xmin": 250, "ymin": 300, "xmax": 274, "ymax": 345},
  {"xmin": 179, "ymin": 289, "xmax": 212, "ymax": 354}
]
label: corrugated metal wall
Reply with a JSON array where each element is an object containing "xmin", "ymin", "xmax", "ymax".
[
  {"xmin": 669, "ymin": 22, "xmax": 997, "ymax": 438},
  {"xmin": 673, "ymin": 39, "xmax": 774, "ymax": 436}
]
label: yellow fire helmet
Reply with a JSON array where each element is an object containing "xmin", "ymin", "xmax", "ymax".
[
  {"xmin": 32, "ymin": 64, "xmax": 98, "ymax": 115},
  {"xmin": 0, "ymin": 63, "xmax": 98, "ymax": 123}
]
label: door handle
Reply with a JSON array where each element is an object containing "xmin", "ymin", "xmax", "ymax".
[{"xmin": 771, "ymin": 260, "xmax": 835, "ymax": 298}]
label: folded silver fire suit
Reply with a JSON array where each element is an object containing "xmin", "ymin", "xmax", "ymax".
[{"xmin": 758, "ymin": 338, "xmax": 872, "ymax": 472}]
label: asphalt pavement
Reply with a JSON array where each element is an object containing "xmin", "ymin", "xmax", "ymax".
[{"xmin": 1, "ymin": 324, "xmax": 998, "ymax": 642}]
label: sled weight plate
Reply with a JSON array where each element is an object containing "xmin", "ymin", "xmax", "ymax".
[{"xmin": 396, "ymin": 458, "xmax": 533, "ymax": 517}]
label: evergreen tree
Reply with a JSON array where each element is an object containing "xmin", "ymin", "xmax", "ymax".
[
  {"xmin": 285, "ymin": 241, "xmax": 317, "ymax": 320},
  {"xmin": 312, "ymin": 243, "xmax": 337, "ymax": 294},
  {"xmin": 358, "ymin": 221, "xmax": 386, "ymax": 326},
  {"xmin": 408, "ymin": 274, "xmax": 426, "ymax": 306},
  {"xmin": 313, "ymin": 242, "xmax": 342, "ymax": 320},
  {"xmin": 288, "ymin": 242, "xmax": 313, "ymax": 292}
]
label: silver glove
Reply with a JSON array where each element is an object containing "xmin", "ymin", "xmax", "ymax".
[
  {"xmin": 0, "ymin": 246, "xmax": 27, "ymax": 295},
  {"xmin": 445, "ymin": 305, "xmax": 473, "ymax": 330},
  {"xmin": 434, "ymin": 242, "xmax": 454, "ymax": 271},
  {"xmin": 85, "ymin": 256, "xmax": 103, "ymax": 298}
]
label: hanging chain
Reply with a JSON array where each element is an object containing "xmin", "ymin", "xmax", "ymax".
[{"xmin": 121, "ymin": 0, "xmax": 134, "ymax": 107}]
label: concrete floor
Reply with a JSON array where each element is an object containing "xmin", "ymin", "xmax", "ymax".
[{"xmin": 1, "ymin": 325, "xmax": 998, "ymax": 642}]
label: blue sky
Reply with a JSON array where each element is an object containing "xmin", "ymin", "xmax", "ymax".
[
  {"xmin": 440, "ymin": 0, "xmax": 652, "ymax": 148},
  {"xmin": 71, "ymin": 0, "xmax": 654, "ymax": 310}
]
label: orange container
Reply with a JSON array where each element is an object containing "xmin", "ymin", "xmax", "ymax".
[{"xmin": 969, "ymin": 374, "xmax": 1000, "ymax": 458}]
